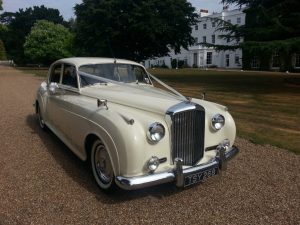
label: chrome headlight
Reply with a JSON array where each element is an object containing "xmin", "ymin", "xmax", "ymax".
[
  {"xmin": 147, "ymin": 122, "xmax": 165, "ymax": 143},
  {"xmin": 211, "ymin": 114, "xmax": 225, "ymax": 131}
]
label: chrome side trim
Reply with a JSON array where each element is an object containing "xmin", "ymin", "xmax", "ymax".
[{"xmin": 115, "ymin": 145, "xmax": 239, "ymax": 190}]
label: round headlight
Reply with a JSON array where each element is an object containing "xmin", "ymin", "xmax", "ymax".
[
  {"xmin": 147, "ymin": 122, "xmax": 165, "ymax": 143},
  {"xmin": 147, "ymin": 156, "xmax": 160, "ymax": 172},
  {"xmin": 211, "ymin": 114, "xmax": 225, "ymax": 131}
]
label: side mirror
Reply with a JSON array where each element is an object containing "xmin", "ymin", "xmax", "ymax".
[
  {"xmin": 39, "ymin": 81, "xmax": 47, "ymax": 93},
  {"xmin": 49, "ymin": 82, "xmax": 59, "ymax": 95}
]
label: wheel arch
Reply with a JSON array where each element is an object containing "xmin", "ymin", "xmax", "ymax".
[
  {"xmin": 84, "ymin": 132, "xmax": 120, "ymax": 175},
  {"xmin": 84, "ymin": 133, "xmax": 98, "ymax": 159}
]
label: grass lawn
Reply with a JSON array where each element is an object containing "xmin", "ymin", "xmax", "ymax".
[
  {"xmin": 17, "ymin": 67, "xmax": 48, "ymax": 77},
  {"xmin": 150, "ymin": 68, "xmax": 300, "ymax": 154},
  {"xmin": 17, "ymin": 66, "xmax": 300, "ymax": 154}
]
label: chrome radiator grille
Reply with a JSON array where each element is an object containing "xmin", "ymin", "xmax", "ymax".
[{"xmin": 170, "ymin": 109, "xmax": 205, "ymax": 166}]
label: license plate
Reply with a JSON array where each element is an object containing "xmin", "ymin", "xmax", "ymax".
[{"xmin": 184, "ymin": 166, "xmax": 219, "ymax": 187}]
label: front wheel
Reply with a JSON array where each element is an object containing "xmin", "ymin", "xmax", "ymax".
[{"xmin": 91, "ymin": 139, "xmax": 117, "ymax": 191}]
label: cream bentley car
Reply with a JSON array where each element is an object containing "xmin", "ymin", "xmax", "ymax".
[{"xmin": 35, "ymin": 57, "xmax": 239, "ymax": 191}]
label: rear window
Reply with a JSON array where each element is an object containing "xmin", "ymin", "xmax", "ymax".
[{"xmin": 49, "ymin": 64, "xmax": 62, "ymax": 83}]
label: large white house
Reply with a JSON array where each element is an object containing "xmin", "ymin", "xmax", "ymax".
[{"xmin": 144, "ymin": 8, "xmax": 245, "ymax": 69}]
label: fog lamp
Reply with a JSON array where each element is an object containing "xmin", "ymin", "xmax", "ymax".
[{"xmin": 147, "ymin": 156, "xmax": 160, "ymax": 172}]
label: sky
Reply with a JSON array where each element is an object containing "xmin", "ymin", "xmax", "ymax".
[{"xmin": 2, "ymin": 0, "xmax": 230, "ymax": 20}]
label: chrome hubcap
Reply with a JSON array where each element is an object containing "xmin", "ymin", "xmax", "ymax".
[{"xmin": 94, "ymin": 144, "xmax": 113, "ymax": 184}]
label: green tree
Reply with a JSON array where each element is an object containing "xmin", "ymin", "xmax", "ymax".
[
  {"xmin": 210, "ymin": 0, "xmax": 300, "ymax": 71},
  {"xmin": 0, "ymin": 24, "xmax": 8, "ymax": 60},
  {"xmin": 75, "ymin": 0, "xmax": 197, "ymax": 61},
  {"xmin": 0, "ymin": 39, "xmax": 6, "ymax": 60},
  {"xmin": 1, "ymin": 5, "xmax": 66, "ymax": 64},
  {"xmin": 24, "ymin": 20, "xmax": 74, "ymax": 65},
  {"xmin": 0, "ymin": 0, "xmax": 3, "ymax": 11}
]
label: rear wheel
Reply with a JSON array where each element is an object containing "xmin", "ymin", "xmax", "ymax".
[
  {"xmin": 91, "ymin": 139, "xmax": 117, "ymax": 191},
  {"xmin": 37, "ymin": 104, "xmax": 47, "ymax": 130}
]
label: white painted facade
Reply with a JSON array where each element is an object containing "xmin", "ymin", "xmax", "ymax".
[{"xmin": 144, "ymin": 8, "xmax": 245, "ymax": 69}]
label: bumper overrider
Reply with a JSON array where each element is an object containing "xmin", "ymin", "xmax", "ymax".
[{"xmin": 115, "ymin": 143, "xmax": 239, "ymax": 190}]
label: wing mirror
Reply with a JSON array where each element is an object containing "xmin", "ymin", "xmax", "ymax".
[{"xmin": 49, "ymin": 82, "xmax": 59, "ymax": 95}]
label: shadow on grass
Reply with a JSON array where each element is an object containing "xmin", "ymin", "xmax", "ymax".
[{"xmin": 25, "ymin": 114, "xmax": 181, "ymax": 204}]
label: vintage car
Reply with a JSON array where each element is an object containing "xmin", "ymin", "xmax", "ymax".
[{"xmin": 35, "ymin": 57, "xmax": 239, "ymax": 191}]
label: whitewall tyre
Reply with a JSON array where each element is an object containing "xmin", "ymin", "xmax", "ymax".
[{"xmin": 91, "ymin": 139, "xmax": 117, "ymax": 191}]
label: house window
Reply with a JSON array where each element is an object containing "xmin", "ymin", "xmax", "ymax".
[
  {"xmin": 194, "ymin": 37, "xmax": 198, "ymax": 44},
  {"xmin": 207, "ymin": 52, "xmax": 212, "ymax": 65},
  {"xmin": 251, "ymin": 56, "xmax": 260, "ymax": 68},
  {"xmin": 237, "ymin": 17, "xmax": 241, "ymax": 24},
  {"xmin": 226, "ymin": 54, "xmax": 230, "ymax": 67},
  {"xmin": 212, "ymin": 22, "xmax": 216, "ymax": 27},
  {"xmin": 272, "ymin": 51, "xmax": 280, "ymax": 67},
  {"xmin": 235, "ymin": 55, "xmax": 240, "ymax": 64},
  {"xmin": 184, "ymin": 58, "xmax": 188, "ymax": 66},
  {"xmin": 227, "ymin": 19, "xmax": 231, "ymax": 23},
  {"xmin": 295, "ymin": 54, "xmax": 300, "ymax": 67},
  {"xmin": 195, "ymin": 25, "xmax": 198, "ymax": 30},
  {"xmin": 203, "ymin": 36, "xmax": 206, "ymax": 43},
  {"xmin": 193, "ymin": 53, "xmax": 198, "ymax": 66},
  {"xmin": 203, "ymin": 23, "xmax": 207, "ymax": 29},
  {"xmin": 212, "ymin": 35, "xmax": 215, "ymax": 44}
]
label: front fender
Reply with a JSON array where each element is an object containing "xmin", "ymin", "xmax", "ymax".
[{"xmin": 87, "ymin": 104, "xmax": 171, "ymax": 177}]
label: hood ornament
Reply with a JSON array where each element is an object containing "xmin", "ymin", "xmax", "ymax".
[{"xmin": 186, "ymin": 97, "xmax": 192, "ymax": 103}]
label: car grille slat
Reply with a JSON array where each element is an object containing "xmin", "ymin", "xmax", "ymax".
[{"xmin": 171, "ymin": 109, "xmax": 205, "ymax": 166}]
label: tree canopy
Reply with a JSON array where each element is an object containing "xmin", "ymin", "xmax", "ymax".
[
  {"xmin": 0, "ymin": 0, "xmax": 3, "ymax": 11},
  {"xmin": 24, "ymin": 20, "xmax": 74, "ymax": 65},
  {"xmin": 0, "ymin": 5, "xmax": 66, "ymax": 64},
  {"xmin": 211, "ymin": 0, "xmax": 300, "ymax": 70},
  {"xmin": 75, "ymin": 0, "xmax": 198, "ymax": 61},
  {"xmin": 0, "ymin": 39, "xmax": 6, "ymax": 60}
]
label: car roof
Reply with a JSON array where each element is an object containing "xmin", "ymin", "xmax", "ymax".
[{"xmin": 53, "ymin": 57, "xmax": 142, "ymax": 68}]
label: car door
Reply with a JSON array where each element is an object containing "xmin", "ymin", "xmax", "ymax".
[
  {"xmin": 47, "ymin": 63, "xmax": 80, "ymax": 142},
  {"xmin": 46, "ymin": 63, "xmax": 63, "ymax": 129}
]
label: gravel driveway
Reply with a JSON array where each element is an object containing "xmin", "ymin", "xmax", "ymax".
[{"xmin": 0, "ymin": 66, "xmax": 299, "ymax": 225}]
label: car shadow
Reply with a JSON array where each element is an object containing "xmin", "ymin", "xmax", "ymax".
[{"xmin": 26, "ymin": 114, "xmax": 181, "ymax": 203}]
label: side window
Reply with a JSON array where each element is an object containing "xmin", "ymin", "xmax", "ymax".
[
  {"xmin": 62, "ymin": 64, "xmax": 78, "ymax": 88},
  {"xmin": 133, "ymin": 66, "xmax": 147, "ymax": 83},
  {"xmin": 50, "ymin": 64, "xmax": 62, "ymax": 83}
]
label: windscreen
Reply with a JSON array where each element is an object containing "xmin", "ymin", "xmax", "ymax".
[{"xmin": 78, "ymin": 63, "xmax": 150, "ymax": 87}]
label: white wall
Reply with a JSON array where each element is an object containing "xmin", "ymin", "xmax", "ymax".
[{"xmin": 144, "ymin": 8, "xmax": 245, "ymax": 69}]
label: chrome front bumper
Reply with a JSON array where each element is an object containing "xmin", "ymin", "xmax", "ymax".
[{"xmin": 115, "ymin": 145, "xmax": 239, "ymax": 190}]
